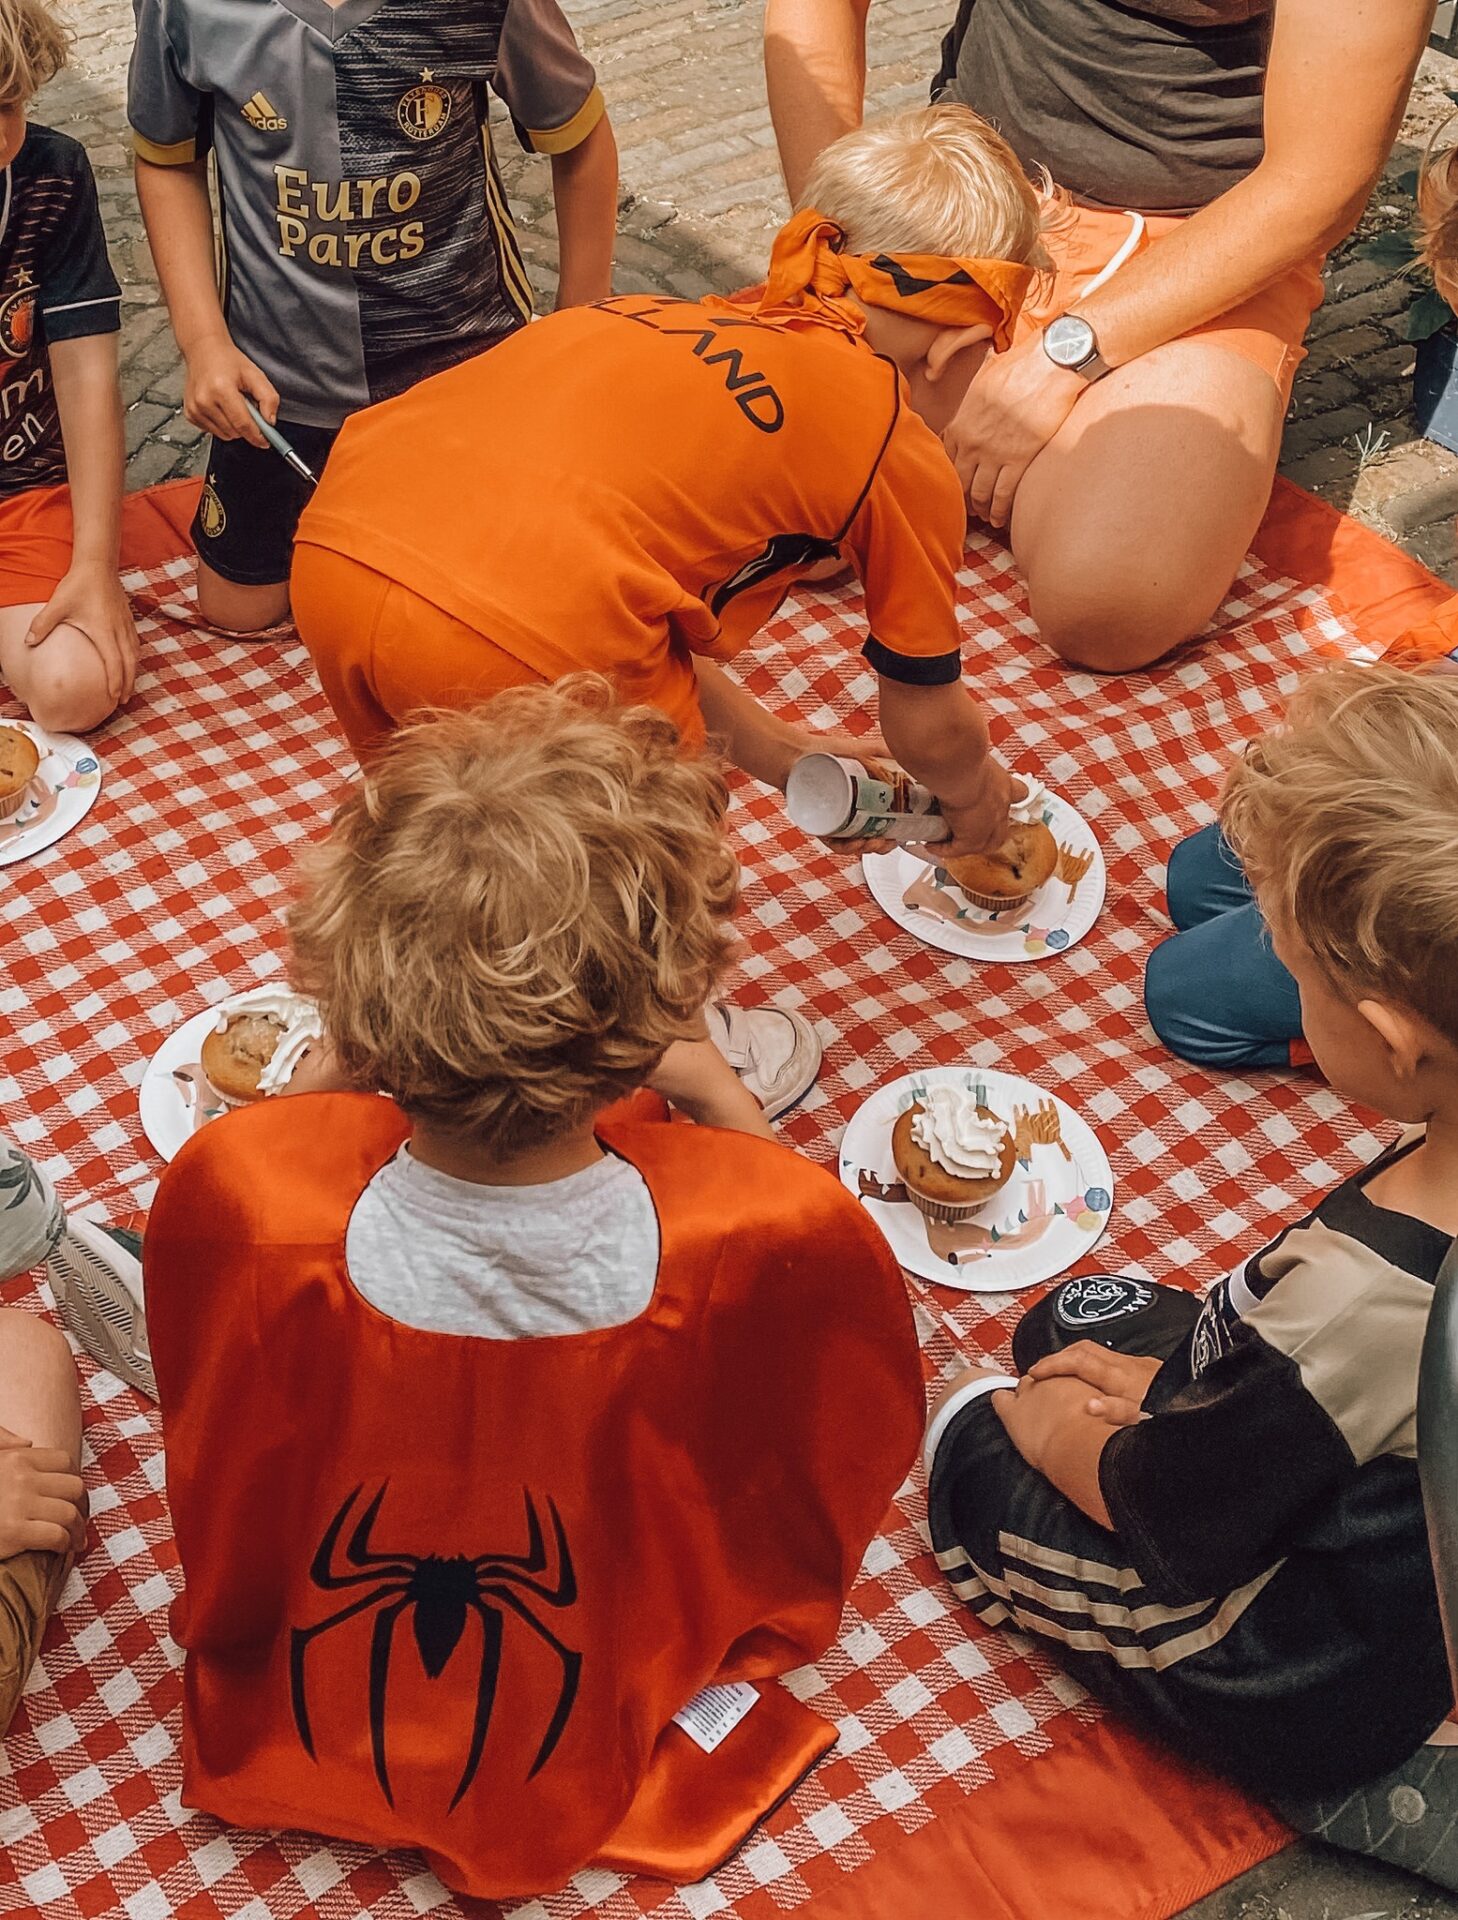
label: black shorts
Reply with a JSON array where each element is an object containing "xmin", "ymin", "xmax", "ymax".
[{"xmin": 192, "ymin": 421, "xmax": 340, "ymax": 588}]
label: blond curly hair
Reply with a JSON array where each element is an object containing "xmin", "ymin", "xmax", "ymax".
[
  {"xmin": 0, "ymin": 0, "xmax": 68, "ymax": 103},
  {"xmin": 289, "ymin": 680, "xmax": 740, "ymax": 1147},
  {"xmin": 1221, "ymin": 662, "xmax": 1458, "ymax": 1045}
]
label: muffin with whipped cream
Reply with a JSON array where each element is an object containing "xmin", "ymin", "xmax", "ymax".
[
  {"xmin": 943, "ymin": 777, "xmax": 1057, "ymax": 913},
  {"xmin": 891, "ymin": 1085, "xmax": 1017, "ymax": 1224},
  {"xmin": 199, "ymin": 985, "xmax": 324, "ymax": 1108}
]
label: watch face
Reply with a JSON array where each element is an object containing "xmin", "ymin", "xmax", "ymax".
[{"xmin": 1044, "ymin": 315, "xmax": 1096, "ymax": 369}]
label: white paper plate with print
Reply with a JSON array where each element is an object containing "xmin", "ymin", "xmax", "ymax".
[
  {"xmin": 0, "ymin": 723, "xmax": 101, "ymax": 867},
  {"xmin": 139, "ymin": 984, "xmax": 309, "ymax": 1163},
  {"xmin": 861, "ymin": 787, "xmax": 1104, "ymax": 963},
  {"xmin": 839, "ymin": 1065, "xmax": 1114, "ymax": 1293}
]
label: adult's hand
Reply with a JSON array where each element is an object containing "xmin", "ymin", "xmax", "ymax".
[{"xmin": 943, "ymin": 340, "xmax": 1085, "ymax": 529}]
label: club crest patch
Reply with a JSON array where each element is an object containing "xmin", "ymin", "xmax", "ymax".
[
  {"xmin": 1054, "ymin": 1275, "xmax": 1154, "ymax": 1329},
  {"xmin": 398, "ymin": 69, "xmax": 453, "ymax": 142},
  {"xmin": 0, "ymin": 271, "xmax": 36, "ymax": 361},
  {"xmin": 197, "ymin": 480, "xmax": 226, "ymax": 541}
]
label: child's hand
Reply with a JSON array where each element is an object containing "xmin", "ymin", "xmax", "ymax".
[
  {"xmin": 26, "ymin": 563, "xmax": 138, "ymax": 707},
  {"xmin": 0, "ymin": 1426, "xmax": 86, "ymax": 1558},
  {"xmin": 274, "ymin": 1036, "xmax": 352, "ymax": 1097},
  {"xmin": 1026, "ymin": 1342, "xmax": 1162, "ymax": 1427},
  {"xmin": 185, "ymin": 335, "xmax": 280, "ymax": 446},
  {"xmin": 914, "ymin": 758, "xmax": 1017, "ymax": 861}
]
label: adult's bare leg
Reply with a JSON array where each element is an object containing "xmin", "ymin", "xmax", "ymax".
[{"xmin": 1008, "ymin": 340, "xmax": 1286, "ymax": 674}]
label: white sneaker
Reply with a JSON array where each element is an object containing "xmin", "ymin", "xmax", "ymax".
[
  {"xmin": 47, "ymin": 1217, "xmax": 156, "ymax": 1402},
  {"xmin": 709, "ymin": 1002, "xmax": 822, "ymax": 1121}
]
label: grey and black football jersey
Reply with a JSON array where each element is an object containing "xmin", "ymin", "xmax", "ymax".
[{"xmin": 128, "ymin": 0, "xmax": 603, "ymax": 425}]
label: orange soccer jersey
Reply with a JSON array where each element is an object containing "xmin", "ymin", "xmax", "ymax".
[{"xmin": 292, "ymin": 296, "xmax": 970, "ymax": 756}]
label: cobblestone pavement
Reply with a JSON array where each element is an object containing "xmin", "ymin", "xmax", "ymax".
[
  {"xmin": 34, "ymin": 3, "xmax": 1458, "ymax": 1917},
  {"xmin": 46, "ymin": 0, "xmax": 1458, "ymax": 584}
]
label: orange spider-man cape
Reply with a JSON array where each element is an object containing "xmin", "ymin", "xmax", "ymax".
[{"xmin": 145, "ymin": 1092, "xmax": 925, "ymax": 1899}]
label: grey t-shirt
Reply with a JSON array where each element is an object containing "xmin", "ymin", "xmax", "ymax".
[
  {"xmin": 128, "ymin": 0, "xmax": 603, "ymax": 426},
  {"xmin": 940, "ymin": 0, "xmax": 1270, "ymax": 214},
  {"xmin": 344, "ymin": 1146, "xmax": 660, "ymax": 1338}
]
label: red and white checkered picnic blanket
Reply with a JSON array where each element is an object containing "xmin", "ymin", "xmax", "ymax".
[{"xmin": 0, "ymin": 528, "xmax": 1390, "ymax": 1918}]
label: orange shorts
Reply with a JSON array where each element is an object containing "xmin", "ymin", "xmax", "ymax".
[
  {"xmin": 1019, "ymin": 204, "xmax": 1327, "ymax": 403},
  {"xmin": 0, "ymin": 483, "xmax": 89, "ymax": 606},
  {"xmin": 292, "ymin": 544, "xmax": 706, "ymax": 762},
  {"xmin": 0, "ymin": 481, "xmax": 204, "ymax": 608}
]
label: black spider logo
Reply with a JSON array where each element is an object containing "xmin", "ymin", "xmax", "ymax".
[{"xmin": 289, "ymin": 1482, "xmax": 580, "ymax": 1811}]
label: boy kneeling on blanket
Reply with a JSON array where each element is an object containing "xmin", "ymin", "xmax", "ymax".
[
  {"xmin": 144, "ymin": 683, "xmax": 924, "ymax": 1899},
  {"xmin": 930, "ymin": 664, "xmax": 1458, "ymax": 1891}
]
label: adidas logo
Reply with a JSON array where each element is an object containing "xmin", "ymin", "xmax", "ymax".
[{"xmin": 241, "ymin": 91, "xmax": 287, "ymax": 132}]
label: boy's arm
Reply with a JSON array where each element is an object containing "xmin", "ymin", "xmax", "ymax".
[
  {"xmin": 876, "ymin": 677, "xmax": 1014, "ymax": 856},
  {"xmin": 550, "ymin": 113, "xmax": 618, "ymax": 307},
  {"xmin": 33, "ymin": 335, "xmax": 136, "ymax": 702},
  {"xmin": 134, "ymin": 159, "xmax": 276, "ymax": 448},
  {"xmin": 647, "ymin": 1033, "xmax": 775, "ymax": 1140},
  {"xmin": 990, "ymin": 1348, "xmax": 1164, "ymax": 1529},
  {"xmin": 840, "ymin": 402, "xmax": 1015, "ymax": 853},
  {"xmin": 494, "ymin": 0, "xmax": 615, "ymax": 308}
]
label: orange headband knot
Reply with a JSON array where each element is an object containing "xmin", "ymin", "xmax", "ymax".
[{"xmin": 752, "ymin": 207, "xmax": 1032, "ymax": 349}]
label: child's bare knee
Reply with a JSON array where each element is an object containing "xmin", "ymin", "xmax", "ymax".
[
  {"xmin": 0, "ymin": 1309, "xmax": 74, "ymax": 1383},
  {"xmin": 21, "ymin": 629, "xmax": 115, "ymax": 733}
]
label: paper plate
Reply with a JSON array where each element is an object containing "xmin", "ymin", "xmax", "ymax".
[
  {"xmin": 861, "ymin": 788, "xmax": 1104, "ymax": 963},
  {"xmin": 838, "ymin": 1065, "xmax": 1114, "ymax": 1293},
  {"xmin": 139, "ymin": 984, "xmax": 307, "ymax": 1163},
  {"xmin": 0, "ymin": 724, "xmax": 101, "ymax": 867}
]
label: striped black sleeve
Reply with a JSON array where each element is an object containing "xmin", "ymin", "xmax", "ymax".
[{"xmin": 1099, "ymin": 1330, "xmax": 1354, "ymax": 1602}]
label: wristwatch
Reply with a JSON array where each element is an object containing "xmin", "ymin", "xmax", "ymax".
[{"xmin": 1042, "ymin": 314, "xmax": 1111, "ymax": 384}]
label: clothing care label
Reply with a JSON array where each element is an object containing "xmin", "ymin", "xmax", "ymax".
[{"xmin": 672, "ymin": 1682, "xmax": 761, "ymax": 1753}]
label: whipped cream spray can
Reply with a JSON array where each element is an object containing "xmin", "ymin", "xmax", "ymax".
[{"xmin": 784, "ymin": 752, "xmax": 951, "ymax": 845}]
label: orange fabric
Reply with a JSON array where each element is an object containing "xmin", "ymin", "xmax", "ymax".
[
  {"xmin": 144, "ymin": 1093, "xmax": 925, "ymax": 1899},
  {"xmin": 293, "ymin": 298, "xmax": 967, "ymax": 757},
  {"xmin": 1021, "ymin": 204, "xmax": 1327, "ymax": 401},
  {"xmin": 0, "ymin": 478, "xmax": 204, "ymax": 605},
  {"xmin": 748, "ymin": 208, "xmax": 1033, "ymax": 347},
  {"xmin": 800, "ymin": 1719, "xmax": 1287, "ymax": 1920},
  {"xmin": 287, "ymin": 545, "xmax": 709, "ymax": 761},
  {"xmin": 1253, "ymin": 475, "xmax": 1458, "ymax": 662}
]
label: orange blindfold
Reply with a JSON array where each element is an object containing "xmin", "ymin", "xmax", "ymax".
[{"xmin": 751, "ymin": 207, "xmax": 1034, "ymax": 349}]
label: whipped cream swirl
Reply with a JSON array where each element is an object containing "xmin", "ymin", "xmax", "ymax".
[
  {"xmin": 1008, "ymin": 776, "xmax": 1048, "ymax": 825},
  {"xmin": 217, "ymin": 985, "xmax": 324, "ymax": 1095},
  {"xmin": 910, "ymin": 1086, "xmax": 1006, "ymax": 1179}
]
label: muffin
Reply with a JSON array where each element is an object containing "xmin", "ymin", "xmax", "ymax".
[
  {"xmin": 891, "ymin": 1088, "xmax": 1016, "ymax": 1225},
  {"xmin": 944, "ymin": 819, "xmax": 1057, "ymax": 913},
  {"xmin": 199, "ymin": 987, "xmax": 322, "ymax": 1107},
  {"xmin": 0, "ymin": 725, "xmax": 39, "ymax": 822}
]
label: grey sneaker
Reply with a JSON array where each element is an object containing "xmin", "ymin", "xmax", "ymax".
[
  {"xmin": 709, "ymin": 1002, "xmax": 822, "ymax": 1121},
  {"xmin": 48, "ymin": 1217, "xmax": 156, "ymax": 1402},
  {"xmin": 1276, "ymin": 1743, "xmax": 1458, "ymax": 1895}
]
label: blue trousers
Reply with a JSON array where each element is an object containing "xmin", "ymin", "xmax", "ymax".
[{"xmin": 1143, "ymin": 824, "xmax": 1304, "ymax": 1070}]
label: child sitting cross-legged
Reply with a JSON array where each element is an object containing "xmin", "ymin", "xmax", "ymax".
[
  {"xmin": 928, "ymin": 664, "xmax": 1458, "ymax": 1890},
  {"xmin": 143, "ymin": 681, "xmax": 925, "ymax": 1899}
]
